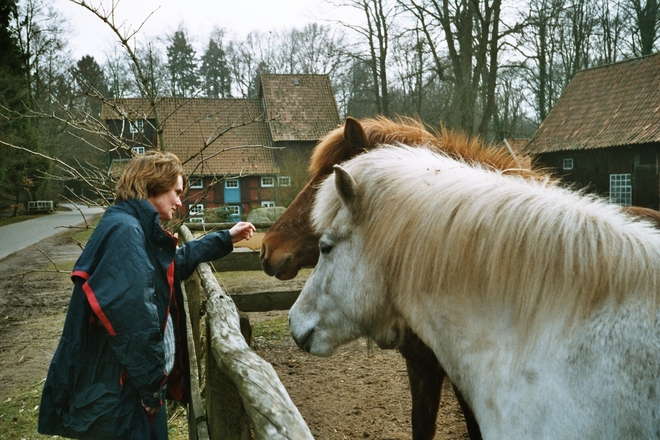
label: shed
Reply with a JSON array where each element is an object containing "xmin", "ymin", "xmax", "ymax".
[{"xmin": 523, "ymin": 53, "xmax": 660, "ymax": 209}]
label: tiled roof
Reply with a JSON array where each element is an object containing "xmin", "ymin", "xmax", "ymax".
[
  {"xmin": 259, "ymin": 74, "xmax": 341, "ymax": 142},
  {"xmin": 523, "ymin": 53, "xmax": 660, "ymax": 154},
  {"xmin": 102, "ymin": 98, "xmax": 277, "ymax": 176}
]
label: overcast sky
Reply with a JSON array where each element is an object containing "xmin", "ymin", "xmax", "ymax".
[{"xmin": 53, "ymin": 0, "xmax": 347, "ymax": 62}]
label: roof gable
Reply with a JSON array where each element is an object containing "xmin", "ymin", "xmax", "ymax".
[
  {"xmin": 102, "ymin": 97, "xmax": 277, "ymax": 176},
  {"xmin": 524, "ymin": 53, "xmax": 660, "ymax": 154},
  {"xmin": 259, "ymin": 74, "xmax": 341, "ymax": 142}
]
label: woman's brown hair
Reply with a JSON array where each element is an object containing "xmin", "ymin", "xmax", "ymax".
[{"xmin": 114, "ymin": 151, "xmax": 187, "ymax": 202}]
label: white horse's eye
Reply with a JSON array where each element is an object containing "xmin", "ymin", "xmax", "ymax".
[{"xmin": 319, "ymin": 241, "xmax": 333, "ymax": 254}]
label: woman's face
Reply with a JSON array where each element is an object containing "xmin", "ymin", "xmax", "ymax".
[{"xmin": 147, "ymin": 175, "xmax": 184, "ymax": 221}]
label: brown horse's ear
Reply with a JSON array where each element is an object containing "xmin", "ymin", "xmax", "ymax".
[
  {"xmin": 333, "ymin": 164, "xmax": 357, "ymax": 215},
  {"xmin": 343, "ymin": 117, "xmax": 368, "ymax": 157}
]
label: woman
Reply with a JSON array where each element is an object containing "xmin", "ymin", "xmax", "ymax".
[{"xmin": 38, "ymin": 151, "xmax": 255, "ymax": 439}]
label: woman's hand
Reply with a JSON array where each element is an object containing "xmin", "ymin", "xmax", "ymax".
[
  {"xmin": 229, "ymin": 222, "xmax": 256, "ymax": 243},
  {"xmin": 142, "ymin": 400, "xmax": 161, "ymax": 415}
]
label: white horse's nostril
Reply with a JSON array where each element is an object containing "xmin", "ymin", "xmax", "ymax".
[{"xmin": 292, "ymin": 327, "xmax": 315, "ymax": 353}]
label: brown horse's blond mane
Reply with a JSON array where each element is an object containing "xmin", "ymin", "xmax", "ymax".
[{"xmin": 309, "ymin": 116, "xmax": 526, "ymax": 179}]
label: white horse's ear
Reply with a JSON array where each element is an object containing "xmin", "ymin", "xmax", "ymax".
[{"xmin": 333, "ymin": 164, "xmax": 357, "ymax": 213}]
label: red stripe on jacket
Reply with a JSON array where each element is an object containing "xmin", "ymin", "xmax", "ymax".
[{"xmin": 79, "ymin": 279, "xmax": 117, "ymax": 336}]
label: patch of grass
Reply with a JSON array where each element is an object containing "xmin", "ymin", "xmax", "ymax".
[
  {"xmin": 167, "ymin": 403, "xmax": 189, "ymax": 440},
  {"xmin": 71, "ymin": 216, "xmax": 101, "ymax": 243},
  {"xmin": 0, "ymin": 383, "xmax": 189, "ymax": 439},
  {"xmin": 34, "ymin": 261, "xmax": 76, "ymax": 273},
  {"xmin": 217, "ymin": 268, "xmax": 312, "ymax": 285},
  {"xmin": 0, "ymin": 381, "xmax": 49, "ymax": 439},
  {"xmin": 252, "ymin": 315, "xmax": 290, "ymax": 341},
  {"xmin": 216, "ymin": 269, "xmax": 273, "ymax": 285},
  {"xmin": 0, "ymin": 214, "xmax": 43, "ymax": 227}
]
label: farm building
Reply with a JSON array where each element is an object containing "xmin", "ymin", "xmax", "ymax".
[
  {"xmin": 101, "ymin": 74, "xmax": 340, "ymax": 221},
  {"xmin": 523, "ymin": 53, "xmax": 660, "ymax": 209}
]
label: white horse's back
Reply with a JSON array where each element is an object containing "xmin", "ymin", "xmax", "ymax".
[{"xmin": 293, "ymin": 145, "xmax": 660, "ymax": 439}]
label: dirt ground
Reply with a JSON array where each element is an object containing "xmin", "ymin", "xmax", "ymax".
[{"xmin": 0, "ymin": 227, "xmax": 469, "ymax": 439}]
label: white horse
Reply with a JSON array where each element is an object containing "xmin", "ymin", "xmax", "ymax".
[{"xmin": 289, "ymin": 145, "xmax": 660, "ymax": 439}]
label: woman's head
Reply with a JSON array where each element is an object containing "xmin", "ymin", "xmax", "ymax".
[{"xmin": 115, "ymin": 151, "xmax": 187, "ymax": 202}]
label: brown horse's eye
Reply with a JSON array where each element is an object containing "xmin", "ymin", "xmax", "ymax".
[{"xmin": 319, "ymin": 241, "xmax": 333, "ymax": 254}]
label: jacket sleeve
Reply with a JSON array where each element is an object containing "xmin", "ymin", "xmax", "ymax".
[
  {"xmin": 175, "ymin": 230, "xmax": 233, "ymax": 280},
  {"xmin": 75, "ymin": 222, "xmax": 168, "ymax": 407}
]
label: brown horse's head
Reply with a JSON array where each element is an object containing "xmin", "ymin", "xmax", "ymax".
[
  {"xmin": 260, "ymin": 117, "xmax": 369, "ymax": 279},
  {"xmin": 260, "ymin": 116, "xmax": 437, "ymax": 279}
]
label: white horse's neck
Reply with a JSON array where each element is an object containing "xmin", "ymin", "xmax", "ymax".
[{"xmin": 400, "ymin": 293, "xmax": 660, "ymax": 440}]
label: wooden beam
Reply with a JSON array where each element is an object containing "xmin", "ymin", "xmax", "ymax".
[
  {"xmin": 210, "ymin": 251, "xmax": 262, "ymax": 272},
  {"xmin": 230, "ymin": 290, "xmax": 300, "ymax": 313}
]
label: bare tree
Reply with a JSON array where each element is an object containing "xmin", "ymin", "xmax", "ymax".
[
  {"xmin": 335, "ymin": 0, "xmax": 398, "ymax": 117},
  {"xmin": 389, "ymin": 28, "xmax": 427, "ymax": 116},
  {"xmin": 625, "ymin": 0, "xmax": 660, "ymax": 55},
  {"xmin": 399, "ymin": 0, "xmax": 514, "ymax": 136},
  {"xmin": 594, "ymin": 0, "xmax": 626, "ymax": 64},
  {"xmin": 12, "ymin": 0, "xmax": 67, "ymax": 108},
  {"xmin": 518, "ymin": 0, "xmax": 567, "ymax": 122},
  {"xmin": 557, "ymin": 0, "xmax": 598, "ymax": 84},
  {"xmin": 274, "ymin": 24, "xmax": 347, "ymax": 76},
  {"xmin": 227, "ymin": 31, "xmax": 274, "ymax": 98}
]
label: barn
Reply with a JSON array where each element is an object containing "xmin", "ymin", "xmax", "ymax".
[{"xmin": 523, "ymin": 53, "xmax": 660, "ymax": 209}]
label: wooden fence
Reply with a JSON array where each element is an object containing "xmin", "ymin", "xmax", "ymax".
[{"xmin": 178, "ymin": 225, "xmax": 312, "ymax": 440}]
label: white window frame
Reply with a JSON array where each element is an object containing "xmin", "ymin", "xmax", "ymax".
[
  {"xmin": 609, "ymin": 174, "xmax": 632, "ymax": 206},
  {"xmin": 189, "ymin": 217, "xmax": 204, "ymax": 224},
  {"xmin": 261, "ymin": 176, "xmax": 275, "ymax": 187},
  {"xmin": 189, "ymin": 204, "xmax": 204, "ymax": 216},
  {"xmin": 131, "ymin": 146, "xmax": 145, "ymax": 155},
  {"xmin": 129, "ymin": 119, "xmax": 144, "ymax": 134},
  {"xmin": 278, "ymin": 176, "xmax": 291, "ymax": 187},
  {"xmin": 225, "ymin": 179, "xmax": 239, "ymax": 188},
  {"xmin": 562, "ymin": 158, "xmax": 574, "ymax": 170},
  {"xmin": 226, "ymin": 205, "xmax": 240, "ymax": 216},
  {"xmin": 189, "ymin": 178, "xmax": 203, "ymax": 189},
  {"xmin": 261, "ymin": 201, "xmax": 275, "ymax": 208}
]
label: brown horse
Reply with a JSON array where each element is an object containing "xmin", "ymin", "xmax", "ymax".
[
  {"xmin": 261, "ymin": 116, "xmax": 534, "ymax": 440},
  {"xmin": 260, "ymin": 115, "xmax": 660, "ymax": 440}
]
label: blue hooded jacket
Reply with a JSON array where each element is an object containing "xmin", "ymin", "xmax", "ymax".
[{"xmin": 38, "ymin": 199, "xmax": 233, "ymax": 439}]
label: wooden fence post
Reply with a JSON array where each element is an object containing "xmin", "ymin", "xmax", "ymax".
[
  {"xmin": 178, "ymin": 225, "xmax": 313, "ymax": 440},
  {"xmin": 206, "ymin": 322, "xmax": 252, "ymax": 440},
  {"xmin": 180, "ymin": 280, "xmax": 210, "ymax": 440}
]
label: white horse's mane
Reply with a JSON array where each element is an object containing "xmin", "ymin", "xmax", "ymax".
[{"xmin": 313, "ymin": 145, "xmax": 660, "ymax": 329}]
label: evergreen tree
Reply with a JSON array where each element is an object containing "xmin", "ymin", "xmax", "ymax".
[
  {"xmin": 200, "ymin": 39, "xmax": 232, "ymax": 98},
  {"xmin": 166, "ymin": 29, "xmax": 198, "ymax": 97},
  {"xmin": 0, "ymin": 0, "xmax": 44, "ymax": 213},
  {"xmin": 247, "ymin": 61, "xmax": 270, "ymax": 98},
  {"xmin": 72, "ymin": 54, "xmax": 110, "ymax": 117},
  {"xmin": 0, "ymin": 0, "xmax": 23, "ymax": 106}
]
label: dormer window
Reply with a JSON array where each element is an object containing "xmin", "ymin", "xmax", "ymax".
[
  {"xmin": 562, "ymin": 158, "xmax": 574, "ymax": 170},
  {"xmin": 129, "ymin": 119, "xmax": 144, "ymax": 134}
]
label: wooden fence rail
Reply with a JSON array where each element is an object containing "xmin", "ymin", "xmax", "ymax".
[{"xmin": 178, "ymin": 225, "xmax": 313, "ymax": 440}]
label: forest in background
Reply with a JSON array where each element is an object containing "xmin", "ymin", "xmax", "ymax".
[{"xmin": 1, "ymin": 0, "xmax": 659, "ymax": 212}]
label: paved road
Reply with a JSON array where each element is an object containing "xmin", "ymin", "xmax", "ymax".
[{"xmin": 0, "ymin": 203, "xmax": 105, "ymax": 261}]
